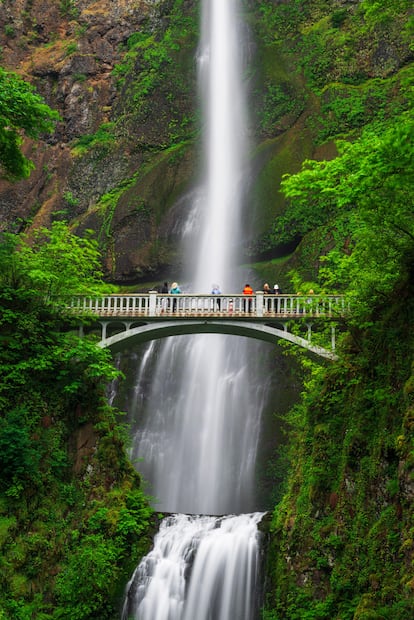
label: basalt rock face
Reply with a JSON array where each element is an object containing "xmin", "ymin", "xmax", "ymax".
[
  {"xmin": 0, "ymin": 0, "xmax": 413, "ymax": 283},
  {"xmin": 0, "ymin": 0, "xmax": 197, "ymax": 282}
]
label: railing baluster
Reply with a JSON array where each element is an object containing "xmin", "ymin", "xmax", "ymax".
[{"xmin": 69, "ymin": 293, "xmax": 348, "ymax": 324}]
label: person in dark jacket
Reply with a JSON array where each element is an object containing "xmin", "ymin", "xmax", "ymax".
[
  {"xmin": 160, "ymin": 281, "xmax": 169, "ymax": 313},
  {"xmin": 263, "ymin": 283, "xmax": 271, "ymax": 312},
  {"xmin": 211, "ymin": 284, "xmax": 222, "ymax": 311}
]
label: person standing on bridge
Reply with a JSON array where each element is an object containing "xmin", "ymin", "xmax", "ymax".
[
  {"xmin": 242, "ymin": 283, "xmax": 253, "ymax": 313},
  {"xmin": 160, "ymin": 281, "xmax": 169, "ymax": 313},
  {"xmin": 170, "ymin": 282, "xmax": 181, "ymax": 313},
  {"xmin": 263, "ymin": 283, "xmax": 271, "ymax": 312},
  {"xmin": 211, "ymin": 284, "xmax": 222, "ymax": 311}
]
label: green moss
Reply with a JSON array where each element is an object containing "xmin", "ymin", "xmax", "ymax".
[
  {"xmin": 264, "ymin": 282, "xmax": 414, "ymax": 619},
  {"xmin": 249, "ymin": 126, "xmax": 315, "ymax": 252},
  {"xmin": 114, "ymin": 0, "xmax": 198, "ymax": 146},
  {"xmin": 71, "ymin": 123, "xmax": 117, "ymax": 156},
  {"xmin": 249, "ymin": 255, "xmax": 293, "ymax": 292},
  {"xmin": 315, "ymin": 66, "xmax": 414, "ymax": 142}
]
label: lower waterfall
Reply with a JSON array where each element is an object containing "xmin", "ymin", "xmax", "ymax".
[
  {"xmin": 121, "ymin": 513, "xmax": 264, "ymax": 620},
  {"xmin": 117, "ymin": 335, "xmax": 272, "ymax": 620}
]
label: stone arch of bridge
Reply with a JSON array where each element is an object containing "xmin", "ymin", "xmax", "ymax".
[{"xmin": 97, "ymin": 320, "xmax": 338, "ymax": 361}]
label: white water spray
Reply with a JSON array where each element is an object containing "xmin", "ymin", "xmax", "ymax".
[
  {"xmin": 122, "ymin": 513, "xmax": 264, "ymax": 620},
  {"xmin": 122, "ymin": 1, "xmax": 267, "ymax": 618},
  {"xmin": 194, "ymin": 0, "xmax": 248, "ymax": 290}
]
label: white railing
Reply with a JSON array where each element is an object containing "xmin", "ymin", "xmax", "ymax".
[{"xmin": 69, "ymin": 293, "xmax": 349, "ymax": 319}]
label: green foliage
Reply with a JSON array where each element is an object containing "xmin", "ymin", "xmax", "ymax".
[
  {"xmin": 3, "ymin": 221, "xmax": 112, "ymax": 301},
  {"xmin": 0, "ymin": 67, "xmax": 59, "ymax": 179},
  {"xmin": 317, "ymin": 68, "xmax": 413, "ymax": 142},
  {"xmin": 64, "ymin": 41, "xmax": 78, "ymax": 57},
  {"xmin": 52, "ymin": 485, "xmax": 153, "ymax": 619},
  {"xmin": 112, "ymin": 7, "xmax": 192, "ymax": 97},
  {"xmin": 271, "ymin": 112, "xmax": 414, "ymax": 321},
  {"xmin": 4, "ymin": 24, "xmax": 15, "ymax": 37},
  {"xmin": 260, "ymin": 82, "xmax": 305, "ymax": 135},
  {"xmin": 331, "ymin": 9, "xmax": 347, "ymax": 29},
  {"xmin": 63, "ymin": 190, "xmax": 79, "ymax": 206},
  {"xmin": 256, "ymin": 0, "xmax": 310, "ymax": 44},
  {"xmin": 59, "ymin": 0, "xmax": 79, "ymax": 19},
  {"xmin": 256, "ymin": 0, "xmax": 412, "ymax": 96},
  {"xmin": 53, "ymin": 534, "xmax": 120, "ymax": 619},
  {"xmin": 96, "ymin": 174, "xmax": 139, "ymax": 245},
  {"xmin": 71, "ymin": 122, "xmax": 116, "ymax": 155},
  {"xmin": 0, "ymin": 409, "xmax": 40, "ymax": 485},
  {"xmin": 0, "ymin": 228, "xmax": 153, "ymax": 617},
  {"xmin": 359, "ymin": 0, "xmax": 413, "ymax": 28}
]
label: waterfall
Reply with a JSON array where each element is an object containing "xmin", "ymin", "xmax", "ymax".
[
  {"xmin": 122, "ymin": 513, "xmax": 264, "ymax": 620},
  {"xmin": 121, "ymin": 1, "xmax": 268, "ymax": 618},
  {"xmin": 192, "ymin": 0, "xmax": 248, "ymax": 290}
]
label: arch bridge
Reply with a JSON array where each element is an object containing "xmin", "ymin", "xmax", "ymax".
[{"xmin": 70, "ymin": 292, "xmax": 348, "ymax": 360}]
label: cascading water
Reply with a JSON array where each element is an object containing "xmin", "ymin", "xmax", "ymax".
[
  {"xmin": 122, "ymin": 513, "xmax": 264, "ymax": 620},
  {"xmin": 121, "ymin": 1, "xmax": 268, "ymax": 618}
]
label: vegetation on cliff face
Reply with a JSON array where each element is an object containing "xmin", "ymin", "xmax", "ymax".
[
  {"xmin": 250, "ymin": 0, "xmax": 413, "ymax": 272},
  {"xmin": 0, "ymin": 224, "xmax": 153, "ymax": 619},
  {"xmin": 264, "ymin": 262, "xmax": 414, "ymax": 618},
  {"xmin": 259, "ymin": 2, "xmax": 414, "ymax": 617},
  {"xmin": 264, "ymin": 296, "xmax": 414, "ymax": 619}
]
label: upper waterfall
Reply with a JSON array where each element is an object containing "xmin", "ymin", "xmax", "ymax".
[{"xmin": 193, "ymin": 0, "xmax": 249, "ymax": 291}]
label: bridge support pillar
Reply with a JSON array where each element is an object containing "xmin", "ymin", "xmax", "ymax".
[
  {"xmin": 256, "ymin": 291, "xmax": 264, "ymax": 317},
  {"xmin": 149, "ymin": 291, "xmax": 157, "ymax": 316},
  {"xmin": 99, "ymin": 321, "xmax": 108, "ymax": 342},
  {"xmin": 306, "ymin": 323, "xmax": 312, "ymax": 342},
  {"xmin": 331, "ymin": 326, "xmax": 336, "ymax": 351}
]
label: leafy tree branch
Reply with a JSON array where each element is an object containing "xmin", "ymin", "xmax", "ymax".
[{"xmin": 0, "ymin": 67, "xmax": 59, "ymax": 179}]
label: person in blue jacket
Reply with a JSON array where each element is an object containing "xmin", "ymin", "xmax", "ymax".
[{"xmin": 170, "ymin": 282, "xmax": 181, "ymax": 312}]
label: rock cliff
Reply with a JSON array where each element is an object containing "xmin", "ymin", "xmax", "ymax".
[
  {"xmin": 0, "ymin": 0, "xmax": 197, "ymax": 281},
  {"xmin": 0, "ymin": 0, "xmax": 412, "ymax": 285}
]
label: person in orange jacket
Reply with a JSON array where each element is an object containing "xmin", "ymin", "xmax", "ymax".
[{"xmin": 242, "ymin": 283, "xmax": 253, "ymax": 312}]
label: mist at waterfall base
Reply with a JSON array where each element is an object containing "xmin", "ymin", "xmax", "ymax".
[{"xmin": 117, "ymin": 1, "xmax": 288, "ymax": 618}]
